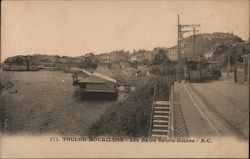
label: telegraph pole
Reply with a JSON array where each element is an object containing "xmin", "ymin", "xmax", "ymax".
[
  {"xmin": 227, "ymin": 50, "xmax": 230, "ymax": 77},
  {"xmin": 227, "ymin": 40, "xmax": 232, "ymax": 77},
  {"xmin": 177, "ymin": 14, "xmax": 181, "ymax": 81},
  {"xmin": 176, "ymin": 14, "xmax": 200, "ymax": 81},
  {"xmin": 193, "ymin": 27, "xmax": 199, "ymax": 56},
  {"xmin": 234, "ymin": 45, "xmax": 237, "ymax": 82}
]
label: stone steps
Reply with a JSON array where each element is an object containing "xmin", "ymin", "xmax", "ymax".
[{"xmin": 150, "ymin": 100, "xmax": 171, "ymax": 138}]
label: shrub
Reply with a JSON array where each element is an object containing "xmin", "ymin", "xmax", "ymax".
[
  {"xmin": 150, "ymin": 63, "xmax": 177, "ymax": 76},
  {"xmin": 0, "ymin": 72, "xmax": 14, "ymax": 93},
  {"xmin": 88, "ymin": 77, "xmax": 154, "ymax": 137}
]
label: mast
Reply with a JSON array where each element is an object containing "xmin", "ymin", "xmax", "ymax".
[
  {"xmin": 176, "ymin": 15, "xmax": 200, "ymax": 81},
  {"xmin": 177, "ymin": 14, "xmax": 181, "ymax": 81}
]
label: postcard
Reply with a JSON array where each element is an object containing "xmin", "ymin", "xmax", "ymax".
[{"xmin": 0, "ymin": 0, "xmax": 249, "ymax": 158}]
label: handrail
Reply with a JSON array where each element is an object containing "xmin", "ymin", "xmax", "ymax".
[
  {"xmin": 148, "ymin": 83, "xmax": 157, "ymax": 138},
  {"xmin": 169, "ymin": 84, "xmax": 174, "ymax": 138},
  {"xmin": 148, "ymin": 75, "xmax": 175, "ymax": 138}
]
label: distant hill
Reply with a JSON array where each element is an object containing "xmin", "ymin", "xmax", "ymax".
[
  {"xmin": 180, "ymin": 32, "xmax": 243, "ymax": 58},
  {"xmin": 4, "ymin": 54, "xmax": 86, "ymax": 66},
  {"xmin": 3, "ymin": 54, "xmax": 87, "ymax": 71}
]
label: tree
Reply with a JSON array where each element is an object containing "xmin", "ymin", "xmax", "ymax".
[{"xmin": 153, "ymin": 49, "xmax": 169, "ymax": 65}]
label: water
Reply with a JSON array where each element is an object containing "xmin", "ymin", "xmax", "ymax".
[{"xmin": 0, "ymin": 71, "xmax": 122, "ymax": 136}]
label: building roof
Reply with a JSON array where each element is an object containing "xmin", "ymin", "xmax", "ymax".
[
  {"xmin": 72, "ymin": 71, "xmax": 91, "ymax": 78},
  {"xmin": 71, "ymin": 67, "xmax": 92, "ymax": 76},
  {"xmin": 93, "ymin": 72, "xmax": 117, "ymax": 83},
  {"xmin": 79, "ymin": 75, "xmax": 107, "ymax": 83},
  {"xmin": 79, "ymin": 72, "xmax": 117, "ymax": 84}
]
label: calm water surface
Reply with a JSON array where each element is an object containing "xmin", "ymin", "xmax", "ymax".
[{"xmin": 0, "ymin": 71, "xmax": 123, "ymax": 136}]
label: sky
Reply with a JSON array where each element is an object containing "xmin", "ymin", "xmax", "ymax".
[{"xmin": 1, "ymin": 0, "xmax": 249, "ymax": 61}]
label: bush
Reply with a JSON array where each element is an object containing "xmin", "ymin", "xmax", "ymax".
[
  {"xmin": 154, "ymin": 76, "xmax": 173, "ymax": 101},
  {"xmin": 88, "ymin": 78, "xmax": 155, "ymax": 137},
  {"xmin": 150, "ymin": 60, "xmax": 178, "ymax": 76},
  {"xmin": 0, "ymin": 72, "xmax": 14, "ymax": 94},
  {"xmin": 152, "ymin": 50, "xmax": 169, "ymax": 65}
]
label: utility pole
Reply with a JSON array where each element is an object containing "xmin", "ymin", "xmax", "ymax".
[
  {"xmin": 193, "ymin": 27, "xmax": 199, "ymax": 56},
  {"xmin": 177, "ymin": 14, "xmax": 181, "ymax": 82},
  {"xmin": 234, "ymin": 45, "xmax": 237, "ymax": 82},
  {"xmin": 227, "ymin": 40, "xmax": 232, "ymax": 77},
  {"xmin": 176, "ymin": 14, "xmax": 200, "ymax": 81},
  {"xmin": 227, "ymin": 49, "xmax": 230, "ymax": 77}
]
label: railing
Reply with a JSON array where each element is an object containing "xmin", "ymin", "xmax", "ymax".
[
  {"xmin": 148, "ymin": 75, "xmax": 175, "ymax": 138},
  {"xmin": 148, "ymin": 83, "xmax": 157, "ymax": 137},
  {"xmin": 169, "ymin": 84, "xmax": 175, "ymax": 138}
]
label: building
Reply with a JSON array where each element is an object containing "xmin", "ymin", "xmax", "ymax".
[
  {"xmin": 76, "ymin": 72, "xmax": 118, "ymax": 98},
  {"xmin": 97, "ymin": 50, "xmax": 130, "ymax": 64},
  {"xmin": 234, "ymin": 42, "xmax": 250, "ymax": 84},
  {"xmin": 180, "ymin": 32, "xmax": 241, "ymax": 58},
  {"xmin": 98, "ymin": 53, "xmax": 111, "ymax": 64},
  {"xmin": 204, "ymin": 50, "xmax": 214, "ymax": 59},
  {"xmin": 168, "ymin": 46, "xmax": 178, "ymax": 61},
  {"xmin": 71, "ymin": 68, "xmax": 92, "ymax": 86},
  {"xmin": 213, "ymin": 32, "xmax": 234, "ymax": 38},
  {"xmin": 130, "ymin": 50, "xmax": 156, "ymax": 65}
]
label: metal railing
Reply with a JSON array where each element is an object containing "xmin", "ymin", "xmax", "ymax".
[
  {"xmin": 148, "ymin": 75, "xmax": 175, "ymax": 138},
  {"xmin": 148, "ymin": 83, "xmax": 157, "ymax": 138},
  {"xmin": 169, "ymin": 84, "xmax": 175, "ymax": 138}
]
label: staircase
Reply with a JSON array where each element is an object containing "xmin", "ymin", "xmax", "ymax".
[
  {"xmin": 150, "ymin": 100, "xmax": 171, "ymax": 138},
  {"xmin": 149, "ymin": 83, "xmax": 174, "ymax": 138}
]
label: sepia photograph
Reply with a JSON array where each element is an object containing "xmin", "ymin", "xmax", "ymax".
[{"xmin": 0, "ymin": 0, "xmax": 249, "ymax": 158}]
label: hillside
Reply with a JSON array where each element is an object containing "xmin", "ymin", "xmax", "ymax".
[
  {"xmin": 180, "ymin": 32, "xmax": 243, "ymax": 58},
  {"xmin": 3, "ymin": 54, "xmax": 94, "ymax": 71}
]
